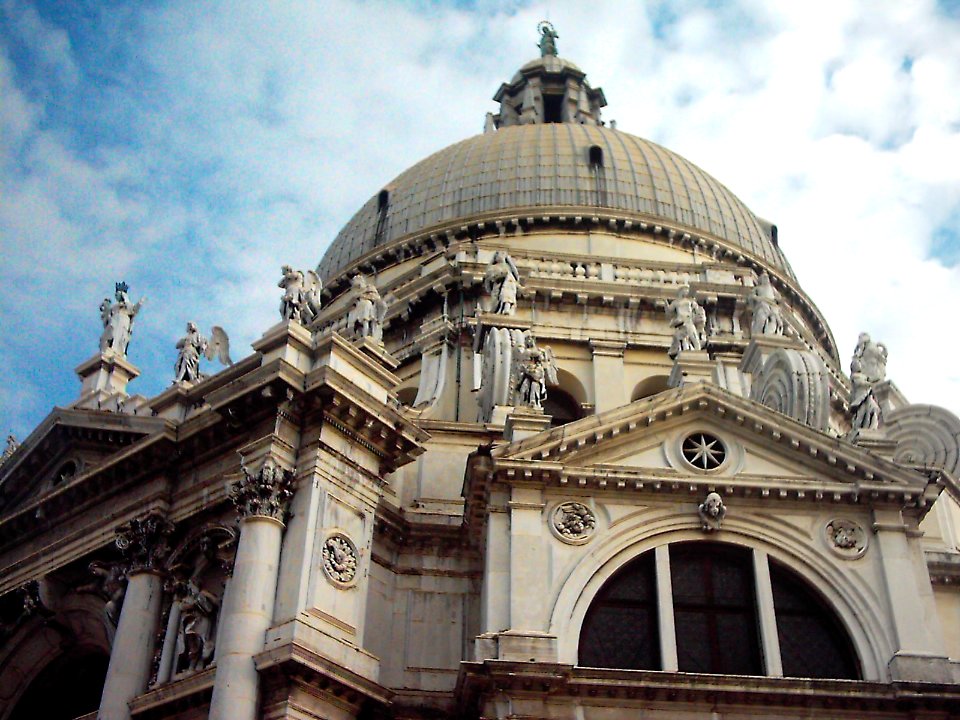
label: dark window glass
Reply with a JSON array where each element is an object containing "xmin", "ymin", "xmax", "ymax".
[
  {"xmin": 770, "ymin": 561, "xmax": 861, "ymax": 679},
  {"xmin": 670, "ymin": 542, "xmax": 762, "ymax": 675},
  {"xmin": 543, "ymin": 93, "xmax": 564, "ymax": 123},
  {"xmin": 10, "ymin": 648, "xmax": 109, "ymax": 720},
  {"xmin": 578, "ymin": 550, "xmax": 660, "ymax": 670}
]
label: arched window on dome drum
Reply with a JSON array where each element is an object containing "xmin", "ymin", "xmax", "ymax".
[
  {"xmin": 769, "ymin": 560, "xmax": 861, "ymax": 679},
  {"xmin": 374, "ymin": 189, "xmax": 390, "ymax": 245},
  {"xmin": 588, "ymin": 145, "xmax": 607, "ymax": 207},
  {"xmin": 577, "ymin": 541, "xmax": 861, "ymax": 679}
]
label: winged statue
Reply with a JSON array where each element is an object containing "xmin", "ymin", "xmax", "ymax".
[
  {"xmin": 513, "ymin": 331, "xmax": 559, "ymax": 411},
  {"xmin": 279, "ymin": 265, "xmax": 323, "ymax": 325},
  {"xmin": 174, "ymin": 322, "xmax": 233, "ymax": 383},
  {"xmin": 483, "ymin": 251, "xmax": 522, "ymax": 315}
]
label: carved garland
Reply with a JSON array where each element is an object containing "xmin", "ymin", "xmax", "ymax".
[{"xmin": 550, "ymin": 501, "xmax": 596, "ymax": 544}]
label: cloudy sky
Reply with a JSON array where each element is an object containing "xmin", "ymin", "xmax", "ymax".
[{"xmin": 2, "ymin": 0, "xmax": 959, "ymax": 440}]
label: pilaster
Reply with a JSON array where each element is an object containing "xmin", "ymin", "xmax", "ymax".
[
  {"xmin": 74, "ymin": 352, "xmax": 140, "ymax": 411},
  {"xmin": 589, "ymin": 340, "xmax": 626, "ymax": 413}
]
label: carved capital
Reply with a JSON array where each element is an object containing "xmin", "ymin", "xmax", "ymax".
[
  {"xmin": 230, "ymin": 456, "xmax": 295, "ymax": 522},
  {"xmin": 115, "ymin": 511, "xmax": 174, "ymax": 574}
]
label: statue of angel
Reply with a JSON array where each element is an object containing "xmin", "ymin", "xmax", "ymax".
[
  {"xmin": 99, "ymin": 282, "xmax": 146, "ymax": 357},
  {"xmin": 174, "ymin": 322, "xmax": 233, "ymax": 383},
  {"xmin": 483, "ymin": 251, "xmax": 522, "ymax": 315},
  {"xmin": 665, "ymin": 285, "xmax": 706, "ymax": 358},
  {"xmin": 513, "ymin": 333, "xmax": 559, "ymax": 411},
  {"xmin": 347, "ymin": 274, "xmax": 388, "ymax": 342},
  {"xmin": 747, "ymin": 272, "xmax": 784, "ymax": 336},
  {"xmin": 847, "ymin": 333, "xmax": 887, "ymax": 434},
  {"xmin": 176, "ymin": 580, "xmax": 219, "ymax": 672},
  {"xmin": 851, "ymin": 332, "xmax": 887, "ymax": 383},
  {"xmin": 278, "ymin": 265, "xmax": 322, "ymax": 324},
  {"xmin": 77, "ymin": 560, "xmax": 126, "ymax": 625}
]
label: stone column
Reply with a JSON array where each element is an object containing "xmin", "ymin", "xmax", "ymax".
[
  {"xmin": 208, "ymin": 456, "xmax": 294, "ymax": 720},
  {"xmin": 98, "ymin": 511, "xmax": 173, "ymax": 720}
]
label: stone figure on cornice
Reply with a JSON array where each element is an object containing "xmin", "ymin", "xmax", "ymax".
[
  {"xmin": 347, "ymin": 274, "xmax": 388, "ymax": 343},
  {"xmin": 666, "ymin": 285, "xmax": 706, "ymax": 358},
  {"xmin": 514, "ymin": 333, "xmax": 558, "ymax": 411},
  {"xmin": 747, "ymin": 272, "xmax": 784, "ymax": 336},
  {"xmin": 279, "ymin": 265, "xmax": 322, "ymax": 325},
  {"xmin": 848, "ymin": 333, "xmax": 887, "ymax": 434},
  {"xmin": 0, "ymin": 434, "xmax": 17, "ymax": 467},
  {"xmin": 99, "ymin": 281, "xmax": 146, "ymax": 357},
  {"xmin": 483, "ymin": 251, "xmax": 521, "ymax": 315},
  {"xmin": 174, "ymin": 322, "xmax": 232, "ymax": 383}
]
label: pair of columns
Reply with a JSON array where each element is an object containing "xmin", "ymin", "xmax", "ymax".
[{"xmin": 97, "ymin": 458, "xmax": 294, "ymax": 720}]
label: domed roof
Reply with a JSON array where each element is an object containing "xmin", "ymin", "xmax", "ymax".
[{"xmin": 318, "ymin": 122, "xmax": 792, "ymax": 282}]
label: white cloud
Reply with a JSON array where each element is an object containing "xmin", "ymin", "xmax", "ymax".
[{"xmin": 1, "ymin": 0, "xmax": 960, "ymax": 437}]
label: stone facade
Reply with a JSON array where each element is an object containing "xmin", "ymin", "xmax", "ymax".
[{"xmin": 2, "ymin": 36, "xmax": 960, "ymax": 720}]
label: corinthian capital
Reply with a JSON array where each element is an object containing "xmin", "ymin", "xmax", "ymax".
[
  {"xmin": 115, "ymin": 511, "xmax": 174, "ymax": 574},
  {"xmin": 230, "ymin": 456, "xmax": 294, "ymax": 522}
]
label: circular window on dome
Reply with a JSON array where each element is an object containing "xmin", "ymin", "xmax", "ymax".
[{"xmin": 681, "ymin": 432, "xmax": 726, "ymax": 471}]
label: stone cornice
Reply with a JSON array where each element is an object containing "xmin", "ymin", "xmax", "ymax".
[{"xmin": 456, "ymin": 661, "xmax": 960, "ymax": 716}]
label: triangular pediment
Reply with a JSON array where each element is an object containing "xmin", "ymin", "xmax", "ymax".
[
  {"xmin": 493, "ymin": 385, "xmax": 932, "ymax": 497},
  {"xmin": 0, "ymin": 408, "xmax": 165, "ymax": 516}
]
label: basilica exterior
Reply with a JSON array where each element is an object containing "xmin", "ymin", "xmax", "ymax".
[{"xmin": 2, "ymin": 27, "xmax": 960, "ymax": 720}]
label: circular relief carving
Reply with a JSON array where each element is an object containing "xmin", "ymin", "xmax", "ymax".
[
  {"xmin": 321, "ymin": 533, "xmax": 359, "ymax": 586},
  {"xmin": 681, "ymin": 432, "xmax": 727, "ymax": 471},
  {"xmin": 824, "ymin": 519, "xmax": 868, "ymax": 559},
  {"xmin": 550, "ymin": 502, "xmax": 596, "ymax": 544}
]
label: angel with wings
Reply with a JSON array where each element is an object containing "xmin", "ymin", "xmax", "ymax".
[
  {"xmin": 514, "ymin": 332, "xmax": 559, "ymax": 411},
  {"xmin": 347, "ymin": 274, "xmax": 388, "ymax": 343},
  {"xmin": 483, "ymin": 251, "xmax": 522, "ymax": 315},
  {"xmin": 279, "ymin": 265, "xmax": 322, "ymax": 325},
  {"xmin": 174, "ymin": 322, "xmax": 233, "ymax": 383}
]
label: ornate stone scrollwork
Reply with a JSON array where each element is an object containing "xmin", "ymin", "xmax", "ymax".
[
  {"xmin": 321, "ymin": 533, "xmax": 359, "ymax": 586},
  {"xmin": 115, "ymin": 511, "xmax": 174, "ymax": 574},
  {"xmin": 550, "ymin": 502, "xmax": 596, "ymax": 544},
  {"xmin": 750, "ymin": 347, "xmax": 830, "ymax": 431},
  {"xmin": 698, "ymin": 492, "xmax": 726, "ymax": 532},
  {"xmin": 884, "ymin": 404, "xmax": 960, "ymax": 476},
  {"xmin": 824, "ymin": 519, "xmax": 868, "ymax": 559},
  {"xmin": 230, "ymin": 456, "xmax": 295, "ymax": 522}
]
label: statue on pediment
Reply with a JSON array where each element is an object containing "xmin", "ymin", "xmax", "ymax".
[
  {"xmin": 666, "ymin": 285, "xmax": 706, "ymax": 358},
  {"xmin": 279, "ymin": 265, "xmax": 322, "ymax": 324},
  {"xmin": 99, "ymin": 282, "xmax": 146, "ymax": 357},
  {"xmin": 848, "ymin": 333, "xmax": 887, "ymax": 433},
  {"xmin": 174, "ymin": 322, "xmax": 232, "ymax": 383},
  {"xmin": 748, "ymin": 272, "xmax": 784, "ymax": 336},
  {"xmin": 483, "ymin": 251, "xmax": 521, "ymax": 315}
]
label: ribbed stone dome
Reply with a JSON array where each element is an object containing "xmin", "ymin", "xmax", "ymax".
[{"xmin": 318, "ymin": 123, "xmax": 792, "ymax": 281}]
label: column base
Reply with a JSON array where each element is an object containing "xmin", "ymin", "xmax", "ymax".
[{"xmin": 473, "ymin": 631, "xmax": 558, "ymax": 663}]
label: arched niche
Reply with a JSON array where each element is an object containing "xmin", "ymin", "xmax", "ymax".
[
  {"xmin": 0, "ymin": 594, "xmax": 111, "ymax": 720},
  {"xmin": 554, "ymin": 367, "xmax": 588, "ymax": 406},
  {"xmin": 631, "ymin": 374, "xmax": 670, "ymax": 402},
  {"xmin": 396, "ymin": 386, "xmax": 418, "ymax": 407}
]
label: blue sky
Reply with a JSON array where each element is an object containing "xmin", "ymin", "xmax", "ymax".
[{"xmin": 2, "ymin": 0, "xmax": 960, "ymax": 439}]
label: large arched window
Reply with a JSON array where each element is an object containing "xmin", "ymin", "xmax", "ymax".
[
  {"xmin": 578, "ymin": 541, "xmax": 860, "ymax": 679},
  {"xmin": 9, "ymin": 647, "xmax": 109, "ymax": 720}
]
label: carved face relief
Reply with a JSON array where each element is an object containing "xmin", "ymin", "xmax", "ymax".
[
  {"xmin": 824, "ymin": 519, "xmax": 868, "ymax": 559},
  {"xmin": 551, "ymin": 502, "xmax": 597, "ymax": 544},
  {"xmin": 321, "ymin": 533, "xmax": 359, "ymax": 586}
]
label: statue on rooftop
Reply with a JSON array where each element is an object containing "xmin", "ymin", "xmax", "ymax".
[
  {"xmin": 279, "ymin": 265, "xmax": 322, "ymax": 325},
  {"xmin": 347, "ymin": 274, "xmax": 388, "ymax": 343},
  {"xmin": 174, "ymin": 322, "xmax": 233, "ymax": 384},
  {"xmin": 483, "ymin": 251, "xmax": 522, "ymax": 315},
  {"xmin": 665, "ymin": 285, "xmax": 707, "ymax": 358},
  {"xmin": 538, "ymin": 21, "xmax": 558, "ymax": 57},
  {"xmin": 848, "ymin": 332, "xmax": 887, "ymax": 434},
  {"xmin": 0, "ymin": 435, "xmax": 17, "ymax": 467},
  {"xmin": 747, "ymin": 271, "xmax": 785, "ymax": 336},
  {"xmin": 99, "ymin": 282, "xmax": 146, "ymax": 357}
]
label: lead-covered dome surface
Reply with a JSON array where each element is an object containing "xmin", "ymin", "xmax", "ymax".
[{"xmin": 318, "ymin": 123, "xmax": 792, "ymax": 281}]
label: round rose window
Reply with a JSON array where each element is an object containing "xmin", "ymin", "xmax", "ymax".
[{"xmin": 681, "ymin": 432, "xmax": 726, "ymax": 471}]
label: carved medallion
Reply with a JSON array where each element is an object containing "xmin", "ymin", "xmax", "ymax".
[
  {"xmin": 551, "ymin": 502, "xmax": 596, "ymax": 544},
  {"xmin": 824, "ymin": 519, "xmax": 868, "ymax": 559},
  {"xmin": 321, "ymin": 533, "xmax": 359, "ymax": 586}
]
